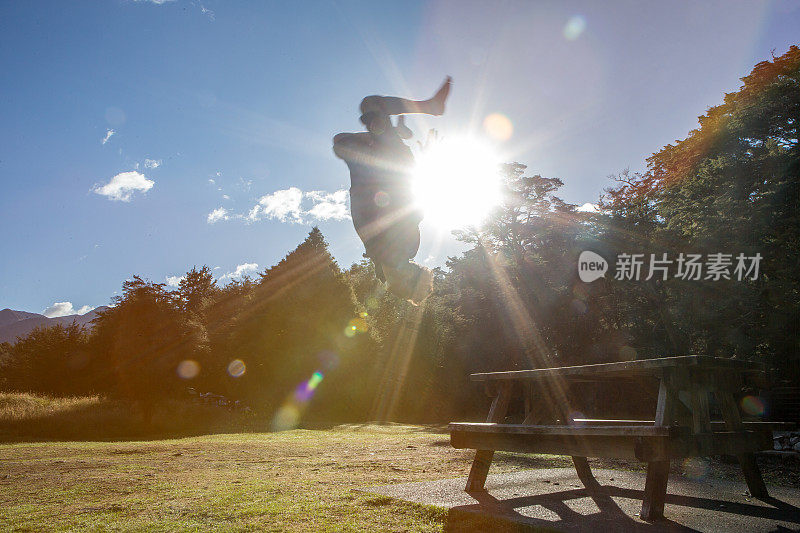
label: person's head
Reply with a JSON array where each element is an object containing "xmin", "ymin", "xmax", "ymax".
[
  {"xmin": 360, "ymin": 111, "xmax": 392, "ymax": 136},
  {"xmin": 360, "ymin": 112, "xmax": 413, "ymax": 140}
]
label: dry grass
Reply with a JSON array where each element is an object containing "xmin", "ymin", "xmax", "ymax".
[
  {"xmin": 0, "ymin": 392, "xmax": 260, "ymax": 442},
  {"xmin": 0, "ymin": 392, "xmax": 104, "ymax": 421}
]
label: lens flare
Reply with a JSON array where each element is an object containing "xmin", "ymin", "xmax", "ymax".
[
  {"xmin": 227, "ymin": 359, "xmax": 246, "ymax": 378},
  {"xmin": 317, "ymin": 350, "xmax": 339, "ymax": 371},
  {"xmin": 295, "ymin": 371, "xmax": 325, "ymax": 402},
  {"xmin": 618, "ymin": 346, "xmax": 637, "ymax": 360},
  {"xmin": 273, "ymin": 370, "xmax": 326, "ymax": 431},
  {"xmin": 294, "ymin": 384, "xmax": 313, "ymax": 402},
  {"xmin": 682, "ymin": 457, "xmax": 711, "ymax": 481},
  {"xmin": 741, "ymin": 395, "xmax": 766, "ymax": 417},
  {"xmin": 572, "ymin": 283, "xmax": 589, "ymax": 300},
  {"xmin": 176, "ymin": 359, "xmax": 200, "ymax": 379},
  {"xmin": 570, "ymin": 298, "xmax": 588, "ymax": 315},
  {"xmin": 344, "ymin": 317, "xmax": 368, "ymax": 338},
  {"xmin": 272, "ymin": 404, "xmax": 300, "ymax": 431},
  {"xmin": 564, "ymin": 15, "xmax": 587, "ymax": 40},
  {"xmin": 413, "ymin": 136, "xmax": 503, "ymax": 229},
  {"xmin": 569, "ymin": 411, "xmax": 587, "ymax": 426},
  {"xmin": 483, "ymin": 113, "xmax": 513, "ymax": 141},
  {"xmin": 374, "ymin": 191, "xmax": 390, "ymax": 207}
]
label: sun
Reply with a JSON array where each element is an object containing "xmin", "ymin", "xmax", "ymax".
[{"xmin": 412, "ymin": 137, "xmax": 503, "ymax": 230}]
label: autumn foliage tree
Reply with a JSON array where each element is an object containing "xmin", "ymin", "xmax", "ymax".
[{"xmin": 600, "ymin": 45, "xmax": 800, "ymax": 377}]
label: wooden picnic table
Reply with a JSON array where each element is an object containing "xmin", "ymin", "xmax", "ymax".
[{"xmin": 449, "ymin": 355, "xmax": 788, "ymax": 522}]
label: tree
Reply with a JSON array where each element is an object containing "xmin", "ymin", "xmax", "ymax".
[
  {"xmin": 4, "ymin": 323, "xmax": 90, "ymax": 395},
  {"xmin": 177, "ymin": 266, "xmax": 217, "ymax": 317},
  {"xmin": 219, "ymin": 228, "xmax": 378, "ymax": 423},
  {"xmin": 90, "ymin": 276, "xmax": 208, "ymax": 419},
  {"xmin": 601, "ymin": 46, "xmax": 800, "ymax": 377},
  {"xmin": 451, "ymin": 163, "xmax": 597, "ymax": 368}
]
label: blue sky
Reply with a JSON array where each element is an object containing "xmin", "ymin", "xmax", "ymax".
[{"xmin": 1, "ymin": 0, "xmax": 799, "ymax": 316}]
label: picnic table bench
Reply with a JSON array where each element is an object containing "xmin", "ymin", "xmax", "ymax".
[{"xmin": 449, "ymin": 355, "xmax": 793, "ymax": 521}]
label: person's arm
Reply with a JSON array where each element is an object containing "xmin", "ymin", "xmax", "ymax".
[{"xmin": 332, "ymin": 132, "xmax": 371, "ymax": 160}]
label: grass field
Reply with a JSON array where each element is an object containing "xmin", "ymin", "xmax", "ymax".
[
  {"xmin": 0, "ymin": 423, "xmax": 519, "ymax": 531},
  {"xmin": 0, "ymin": 393, "xmax": 570, "ymax": 531},
  {"xmin": 2, "ymin": 394, "xmax": 798, "ymax": 531}
]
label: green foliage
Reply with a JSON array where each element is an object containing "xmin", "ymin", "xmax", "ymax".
[
  {"xmin": 178, "ymin": 265, "xmax": 217, "ymax": 317},
  {"xmin": 600, "ymin": 46, "xmax": 800, "ymax": 375},
  {"xmin": 89, "ymin": 276, "xmax": 209, "ymax": 414},
  {"xmin": 217, "ymin": 227, "xmax": 376, "ymax": 419},
  {"xmin": 2, "ymin": 323, "xmax": 90, "ymax": 396}
]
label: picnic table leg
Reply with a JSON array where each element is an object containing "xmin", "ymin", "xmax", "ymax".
[
  {"xmin": 525, "ymin": 387, "xmax": 599, "ymax": 488},
  {"xmin": 641, "ymin": 376, "xmax": 675, "ymax": 522},
  {"xmin": 690, "ymin": 385, "xmax": 712, "ymax": 434},
  {"xmin": 465, "ymin": 382, "xmax": 512, "ymax": 492},
  {"xmin": 641, "ymin": 461, "xmax": 670, "ymax": 522},
  {"xmin": 562, "ymin": 402, "xmax": 599, "ymax": 488},
  {"xmin": 716, "ymin": 391, "xmax": 769, "ymax": 498}
]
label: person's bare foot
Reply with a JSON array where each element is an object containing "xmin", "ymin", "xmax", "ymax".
[{"xmin": 426, "ymin": 76, "xmax": 452, "ymax": 116}]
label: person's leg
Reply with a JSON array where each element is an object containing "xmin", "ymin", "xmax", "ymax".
[
  {"xmin": 383, "ymin": 262, "xmax": 433, "ymax": 305},
  {"xmin": 360, "ymin": 76, "xmax": 451, "ymax": 118}
]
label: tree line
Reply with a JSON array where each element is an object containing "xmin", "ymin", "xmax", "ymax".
[{"xmin": 1, "ymin": 46, "xmax": 797, "ymax": 425}]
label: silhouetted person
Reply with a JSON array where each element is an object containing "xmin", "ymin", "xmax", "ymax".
[{"xmin": 334, "ymin": 77, "xmax": 451, "ymax": 304}]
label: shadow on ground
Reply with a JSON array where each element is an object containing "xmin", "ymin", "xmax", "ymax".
[
  {"xmin": 369, "ymin": 468, "xmax": 800, "ymax": 533},
  {"xmin": 445, "ymin": 485, "xmax": 800, "ymax": 532}
]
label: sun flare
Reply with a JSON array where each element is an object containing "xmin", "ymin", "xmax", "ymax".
[{"xmin": 412, "ymin": 137, "xmax": 503, "ymax": 229}]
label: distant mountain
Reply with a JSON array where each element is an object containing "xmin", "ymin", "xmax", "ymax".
[
  {"xmin": 0, "ymin": 308, "xmax": 42, "ymax": 329},
  {"xmin": 0, "ymin": 306, "xmax": 109, "ymax": 344}
]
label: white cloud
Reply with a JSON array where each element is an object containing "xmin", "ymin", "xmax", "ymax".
[
  {"xmin": 577, "ymin": 202, "xmax": 599, "ymax": 213},
  {"xmin": 245, "ymin": 187, "xmax": 350, "ymax": 224},
  {"xmin": 219, "ymin": 262, "xmax": 259, "ymax": 282},
  {"xmin": 207, "ymin": 207, "xmax": 230, "ymax": 224},
  {"xmin": 222, "ymin": 194, "xmax": 230, "ymax": 200},
  {"xmin": 134, "ymin": 0, "xmax": 175, "ymax": 4},
  {"xmin": 144, "ymin": 158, "xmax": 161, "ymax": 169},
  {"xmin": 248, "ymin": 187, "xmax": 304, "ymax": 223},
  {"xmin": 101, "ymin": 129, "xmax": 115, "ymax": 145},
  {"xmin": 305, "ymin": 190, "xmax": 350, "ymax": 221},
  {"xmin": 165, "ymin": 275, "xmax": 185, "ymax": 288},
  {"xmin": 43, "ymin": 302, "xmax": 95, "ymax": 318},
  {"xmin": 93, "ymin": 171, "xmax": 154, "ymax": 202}
]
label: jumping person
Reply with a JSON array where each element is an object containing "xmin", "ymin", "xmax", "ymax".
[{"xmin": 333, "ymin": 77, "xmax": 452, "ymax": 304}]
